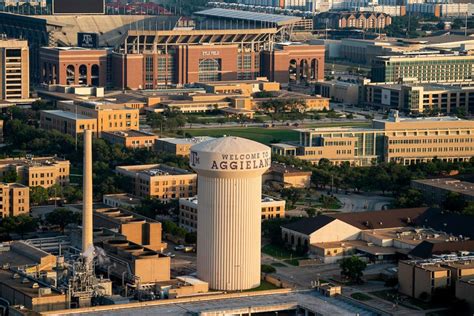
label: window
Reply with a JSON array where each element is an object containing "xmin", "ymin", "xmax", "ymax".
[{"xmin": 198, "ymin": 59, "xmax": 221, "ymax": 82}]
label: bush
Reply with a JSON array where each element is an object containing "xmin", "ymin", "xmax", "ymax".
[{"xmin": 261, "ymin": 264, "xmax": 276, "ymax": 273}]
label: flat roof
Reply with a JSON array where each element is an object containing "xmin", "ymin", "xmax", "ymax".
[
  {"xmin": 412, "ymin": 178, "xmax": 474, "ymax": 198},
  {"xmin": 117, "ymin": 164, "xmax": 193, "ymax": 176},
  {"xmin": 102, "ymin": 130, "xmax": 158, "ymax": 138},
  {"xmin": 157, "ymin": 137, "xmax": 214, "ymax": 145},
  {"xmin": 0, "ymin": 269, "xmax": 63, "ymax": 299},
  {"xmin": 103, "ymin": 193, "xmax": 142, "ymax": 206},
  {"xmin": 269, "ymin": 162, "xmax": 312, "ymax": 175},
  {"xmin": 42, "ymin": 110, "xmax": 94, "ymax": 121},
  {"xmin": 195, "ymin": 8, "xmax": 302, "ymax": 26},
  {"xmin": 0, "ymin": 156, "xmax": 68, "ymax": 167},
  {"xmin": 403, "ymin": 35, "xmax": 474, "ymax": 45}
]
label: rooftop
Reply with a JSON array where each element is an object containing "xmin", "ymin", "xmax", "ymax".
[
  {"xmin": 102, "ymin": 130, "xmax": 158, "ymax": 138},
  {"xmin": 412, "ymin": 178, "xmax": 474, "ymax": 198},
  {"xmin": 0, "ymin": 269, "xmax": 63, "ymax": 299},
  {"xmin": 269, "ymin": 162, "xmax": 312, "ymax": 175},
  {"xmin": 195, "ymin": 8, "xmax": 302, "ymax": 26},
  {"xmin": 42, "ymin": 110, "xmax": 95, "ymax": 121},
  {"xmin": 117, "ymin": 164, "xmax": 193, "ymax": 176},
  {"xmin": 409, "ymin": 240, "xmax": 474, "ymax": 259},
  {"xmin": 402, "ymin": 35, "xmax": 474, "ymax": 45},
  {"xmin": 0, "ymin": 156, "xmax": 68, "ymax": 167},
  {"xmin": 103, "ymin": 193, "xmax": 142, "ymax": 206}
]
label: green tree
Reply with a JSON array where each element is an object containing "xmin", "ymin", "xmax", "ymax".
[
  {"xmin": 340, "ymin": 256, "xmax": 367, "ymax": 284},
  {"xmin": 30, "ymin": 186, "xmax": 49, "ymax": 205},
  {"xmin": 281, "ymin": 188, "xmax": 303, "ymax": 207},
  {"xmin": 185, "ymin": 232, "xmax": 197, "ymax": 244},
  {"xmin": 1, "ymin": 168, "xmax": 18, "ymax": 183},
  {"xmin": 393, "ymin": 189, "xmax": 424, "ymax": 208},
  {"xmin": 443, "ymin": 192, "xmax": 467, "ymax": 213},
  {"xmin": 0, "ymin": 214, "xmax": 38, "ymax": 238},
  {"xmin": 45, "ymin": 208, "xmax": 81, "ymax": 232},
  {"xmin": 305, "ymin": 207, "xmax": 317, "ymax": 217}
]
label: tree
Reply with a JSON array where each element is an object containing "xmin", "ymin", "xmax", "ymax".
[
  {"xmin": 45, "ymin": 208, "xmax": 81, "ymax": 232},
  {"xmin": 281, "ymin": 188, "xmax": 303, "ymax": 207},
  {"xmin": 305, "ymin": 207, "xmax": 317, "ymax": 217},
  {"xmin": 0, "ymin": 214, "xmax": 38, "ymax": 238},
  {"xmin": 393, "ymin": 189, "xmax": 424, "ymax": 208},
  {"xmin": 185, "ymin": 232, "xmax": 197, "ymax": 244},
  {"xmin": 340, "ymin": 256, "xmax": 367, "ymax": 284},
  {"xmin": 443, "ymin": 192, "xmax": 467, "ymax": 213},
  {"xmin": 1, "ymin": 168, "xmax": 18, "ymax": 183},
  {"xmin": 30, "ymin": 186, "xmax": 49, "ymax": 205}
]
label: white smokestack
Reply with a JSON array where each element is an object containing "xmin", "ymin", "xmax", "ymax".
[{"xmin": 82, "ymin": 130, "xmax": 93, "ymax": 253}]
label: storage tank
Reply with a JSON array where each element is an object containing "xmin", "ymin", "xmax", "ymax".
[{"xmin": 190, "ymin": 136, "xmax": 271, "ymax": 291}]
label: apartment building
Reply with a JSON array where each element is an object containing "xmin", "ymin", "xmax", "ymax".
[
  {"xmin": 274, "ymin": 111, "xmax": 474, "ymax": 166},
  {"xmin": 101, "ymin": 130, "xmax": 158, "ymax": 149},
  {"xmin": 155, "ymin": 137, "xmax": 214, "ymax": 157},
  {"xmin": 315, "ymin": 12, "xmax": 392, "ymax": 30},
  {"xmin": 0, "ymin": 183, "xmax": 29, "ymax": 218},
  {"xmin": 116, "ymin": 164, "xmax": 197, "ymax": 200},
  {"xmin": 0, "ymin": 37, "xmax": 29, "ymax": 103},
  {"xmin": 371, "ymin": 54, "xmax": 474, "ymax": 83},
  {"xmin": 399, "ymin": 258, "xmax": 474, "ymax": 300},
  {"xmin": 179, "ymin": 195, "xmax": 285, "ymax": 232},
  {"xmin": 0, "ymin": 157, "xmax": 70, "ymax": 188}
]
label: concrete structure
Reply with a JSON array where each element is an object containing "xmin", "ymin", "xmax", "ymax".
[
  {"xmin": 116, "ymin": 164, "xmax": 197, "ymax": 200},
  {"xmin": 190, "ymin": 137, "xmax": 271, "ymax": 290},
  {"xmin": 263, "ymin": 162, "xmax": 312, "ymax": 189},
  {"xmin": 102, "ymin": 193, "xmax": 141, "ymax": 209},
  {"xmin": 399, "ymin": 257, "xmax": 474, "ymax": 300},
  {"xmin": 0, "ymin": 182, "xmax": 29, "ymax": 218},
  {"xmin": 276, "ymin": 112, "xmax": 474, "ymax": 166},
  {"xmin": 101, "ymin": 130, "xmax": 158, "ymax": 149},
  {"xmin": 371, "ymin": 54, "xmax": 474, "ymax": 84},
  {"xmin": 82, "ymin": 130, "xmax": 93, "ymax": 253},
  {"xmin": 0, "ymin": 156, "xmax": 70, "ymax": 188},
  {"xmin": 39, "ymin": 47, "xmax": 110, "ymax": 87},
  {"xmin": 0, "ymin": 37, "xmax": 29, "ymax": 103},
  {"xmin": 411, "ymin": 178, "xmax": 474, "ymax": 205},
  {"xmin": 94, "ymin": 206, "xmax": 167, "ymax": 252},
  {"xmin": 155, "ymin": 137, "xmax": 214, "ymax": 157},
  {"xmin": 315, "ymin": 12, "xmax": 392, "ymax": 30},
  {"xmin": 178, "ymin": 195, "xmax": 285, "ymax": 232}
]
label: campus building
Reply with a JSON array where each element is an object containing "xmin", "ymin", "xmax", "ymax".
[
  {"xmin": 0, "ymin": 37, "xmax": 29, "ymax": 103},
  {"xmin": 371, "ymin": 54, "xmax": 474, "ymax": 83},
  {"xmin": 411, "ymin": 178, "xmax": 474, "ymax": 205},
  {"xmin": 365, "ymin": 82, "xmax": 474, "ymax": 114},
  {"xmin": 115, "ymin": 164, "xmax": 197, "ymax": 200},
  {"xmin": 40, "ymin": 100, "xmax": 140, "ymax": 137},
  {"xmin": 0, "ymin": 157, "xmax": 70, "ymax": 188},
  {"xmin": 39, "ymin": 47, "xmax": 110, "ymax": 87},
  {"xmin": 263, "ymin": 162, "xmax": 312, "ymax": 189},
  {"xmin": 274, "ymin": 111, "xmax": 474, "ymax": 166},
  {"xmin": 179, "ymin": 195, "xmax": 285, "ymax": 232},
  {"xmin": 399, "ymin": 258, "xmax": 474, "ymax": 300},
  {"xmin": 0, "ymin": 183, "xmax": 29, "ymax": 218},
  {"xmin": 314, "ymin": 12, "xmax": 392, "ymax": 30},
  {"xmin": 101, "ymin": 130, "xmax": 158, "ymax": 149},
  {"xmin": 113, "ymin": 28, "xmax": 324, "ymax": 89},
  {"xmin": 155, "ymin": 137, "xmax": 214, "ymax": 157}
]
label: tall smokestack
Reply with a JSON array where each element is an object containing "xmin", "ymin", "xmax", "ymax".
[{"xmin": 82, "ymin": 130, "xmax": 93, "ymax": 253}]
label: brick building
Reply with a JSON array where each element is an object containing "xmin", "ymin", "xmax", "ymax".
[{"xmin": 0, "ymin": 183, "xmax": 29, "ymax": 218}]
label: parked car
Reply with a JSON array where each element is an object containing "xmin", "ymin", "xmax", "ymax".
[{"xmin": 174, "ymin": 245, "xmax": 185, "ymax": 251}]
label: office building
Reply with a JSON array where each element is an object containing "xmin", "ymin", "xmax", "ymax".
[
  {"xmin": 365, "ymin": 82, "xmax": 474, "ymax": 114},
  {"xmin": 179, "ymin": 195, "xmax": 285, "ymax": 232},
  {"xmin": 0, "ymin": 37, "xmax": 29, "ymax": 103},
  {"xmin": 190, "ymin": 137, "xmax": 271, "ymax": 290},
  {"xmin": 0, "ymin": 156, "xmax": 70, "ymax": 188},
  {"xmin": 40, "ymin": 110, "xmax": 97, "ymax": 137},
  {"xmin": 155, "ymin": 137, "xmax": 214, "ymax": 157},
  {"xmin": 0, "ymin": 182, "xmax": 29, "ymax": 218},
  {"xmin": 411, "ymin": 178, "xmax": 474, "ymax": 205},
  {"xmin": 101, "ymin": 130, "xmax": 158, "ymax": 149},
  {"xmin": 116, "ymin": 164, "xmax": 197, "ymax": 200},
  {"xmin": 275, "ymin": 112, "xmax": 474, "ymax": 166},
  {"xmin": 371, "ymin": 54, "xmax": 474, "ymax": 83},
  {"xmin": 102, "ymin": 193, "xmax": 141, "ymax": 209},
  {"xmin": 39, "ymin": 47, "xmax": 110, "ymax": 87}
]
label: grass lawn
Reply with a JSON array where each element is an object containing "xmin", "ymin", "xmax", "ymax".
[
  {"xmin": 271, "ymin": 262, "xmax": 287, "ymax": 267},
  {"xmin": 262, "ymin": 244, "xmax": 305, "ymax": 260},
  {"xmin": 243, "ymin": 280, "xmax": 279, "ymax": 292},
  {"xmin": 351, "ymin": 292, "xmax": 373, "ymax": 301},
  {"xmin": 187, "ymin": 127, "xmax": 299, "ymax": 145},
  {"xmin": 284, "ymin": 259, "xmax": 300, "ymax": 266}
]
